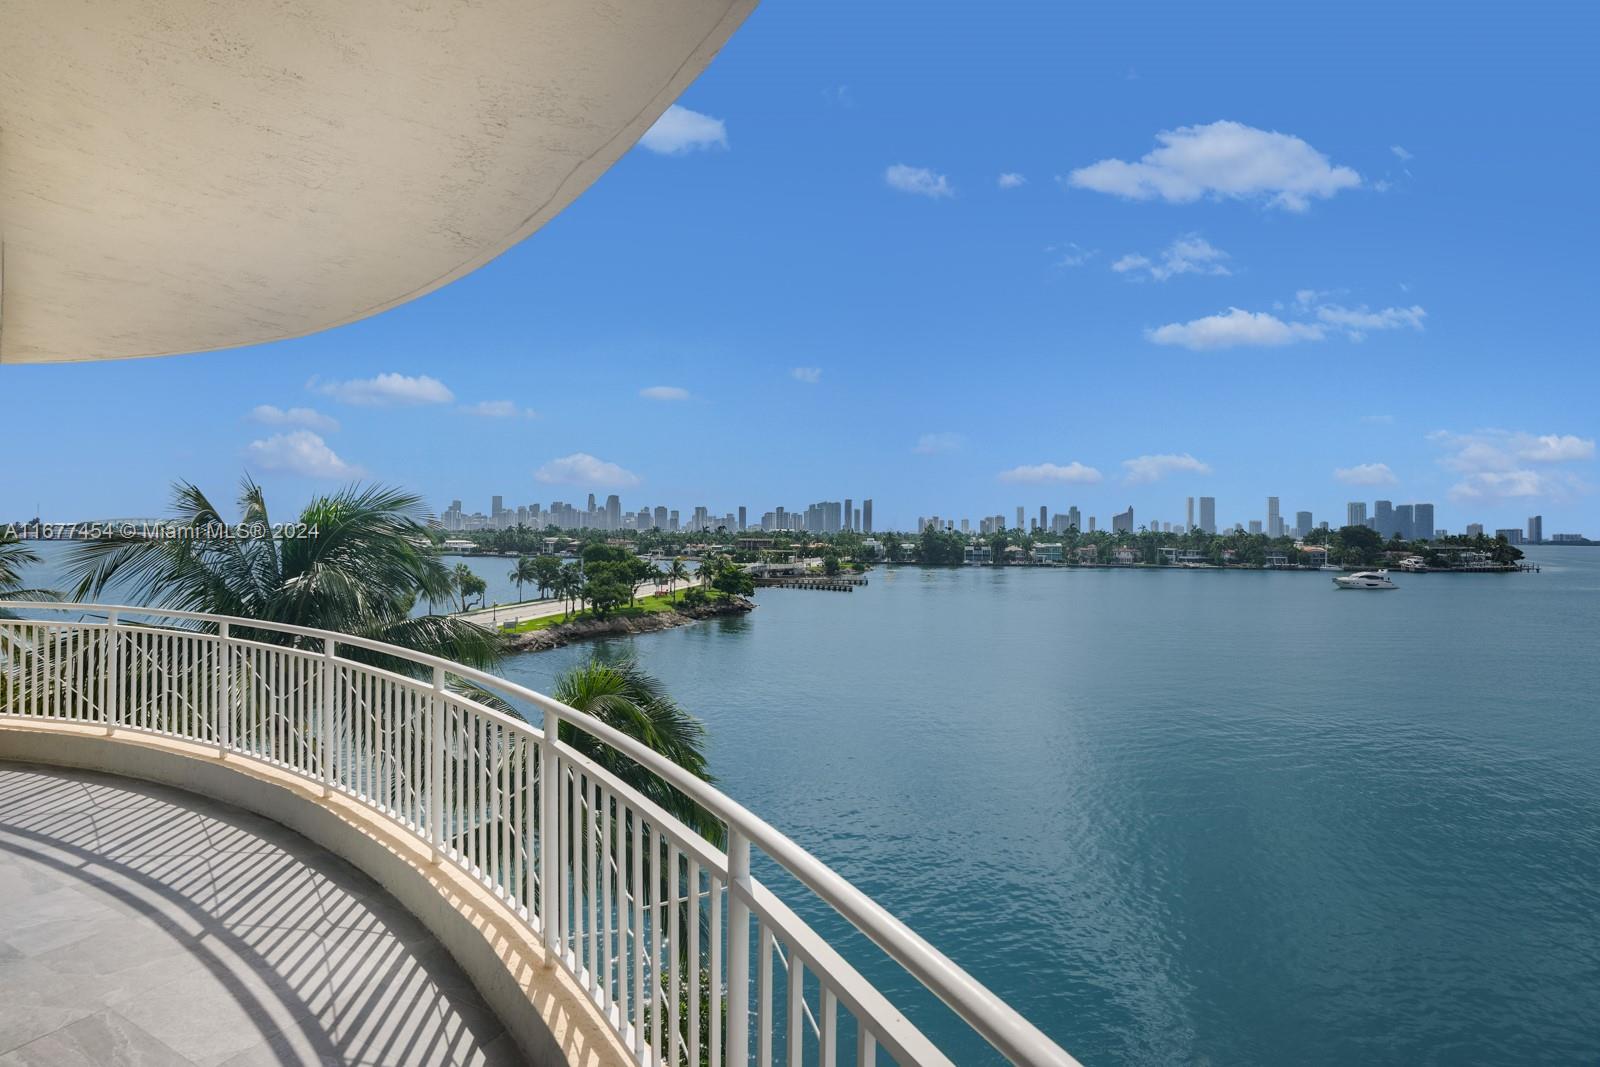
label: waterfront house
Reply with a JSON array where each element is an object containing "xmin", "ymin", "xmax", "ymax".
[
  {"xmin": 1032, "ymin": 543, "xmax": 1064, "ymax": 563},
  {"xmin": 965, "ymin": 543, "xmax": 994, "ymax": 565},
  {"xmin": 1077, "ymin": 544, "xmax": 1100, "ymax": 563},
  {"xmin": 1112, "ymin": 546, "xmax": 1138, "ymax": 565}
]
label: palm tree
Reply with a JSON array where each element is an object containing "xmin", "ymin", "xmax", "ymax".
[
  {"xmin": 555, "ymin": 562, "xmax": 584, "ymax": 619},
  {"xmin": 452, "ymin": 562, "xmax": 487, "ymax": 613},
  {"xmin": 664, "ymin": 557, "xmax": 690, "ymax": 602},
  {"xmin": 66, "ymin": 478, "xmax": 501, "ymax": 671},
  {"xmin": 553, "ymin": 657, "xmax": 719, "ymax": 842},
  {"xmin": 509, "ymin": 555, "xmax": 539, "ymax": 602},
  {"xmin": 1, "ymin": 530, "xmax": 57, "ymax": 617}
]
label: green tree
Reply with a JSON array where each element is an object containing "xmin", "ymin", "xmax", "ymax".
[
  {"xmin": 67, "ymin": 479, "xmax": 500, "ymax": 670},
  {"xmin": 664, "ymin": 557, "xmax": 691, "ymax": 601},
  {"xmin": 555, "ymin": 562, "xmax": 585, "ymax": 618},
  {"xmin": 532, "ymin": 555, "xmax": 563, "ymax": 599},
  {"xmin": 552, "ymin": 657, "xmax": 719, "ymax": 841},
  {"xmin": 452, "ymin": 562, "xmax": 487, "ymax": 612},
  {"xmin": 709, "ymin": 558, "xmax": 755, "ymax": 598},
  {"xmin": 509, "ymin": 555, "xmax": 539, "ymax": 602},
  {"xmin": 821, "ymin": 552, "xmax": 841, "ymax": 576},
  {"xmin": 582, "ymin": 561, "xmax": 634, "ymax": 618},
  {"xmin": 1, "ymin": 530, "xmax": 56, "ymax": 617}
]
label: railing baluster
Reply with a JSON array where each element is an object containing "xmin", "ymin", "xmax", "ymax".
[{"xmin": 728, "ymin": 830, "xmax": 752, "ymax": 1067}]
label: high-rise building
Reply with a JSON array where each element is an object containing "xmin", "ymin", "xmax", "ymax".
[
  {"xmin": 1199, "ymin": 497, "xmax": 1216, "ymax": 534},
  {"xmin": 1266, "ymin": 497, "xmax": 1281, "ymax": 538},
  {"xmin": 1413, "ymin": 503, "xmax": 1434, "ymax": 542},
  {"xmin": 1088, "ymin": 516, "xmax": 1096, "ymax": 533},
  {"xmin": 1295, "ymin": 511, "xmax": 1313, "ymax": 537},
  {"xmin": 1015, "ymin": 506, "xmax": 1024, "ymax": 531},
  {"xmin": 844, "ymin": 499, "xmax": 853, "ymax": 532},
  {"xmin": 1186, "ymin": 497, "xmax": 1195, "ymax": 532},
  {"xmin": 1374, "ymin": 500, "xmax": 1395, "ymax": 538},
  {"xmin": 1527, "ymin": 515, "xmax": 1543, "ymax": 544},
  {"xmin": 863, "ymin": 499, "xmax": 873, "ymax": 533},
  {"xmin": 1067, "ymin": 505, "xmax": 1082, "ymax": 532},
  {"xmin": 668, "ymin": 509, "xmax": 679, "ymax": 532},
  {"xmin": 1466, "ymin": 523, "xmax": 1484, "ymax": 537},
  {"xmin": 1039, "ymin": 505, "xmax": 1048, "ymax": 532},
  {"xmin": 1112, "ymin": 506, "xmax": 1134, "ymax": 533},
  {"xmin": 1394, "ymin": 504, "xmax": 1414, "ymax": 541},
  {"xmin": 653, "ymin": 506, "xmax": 668, "ymax": 530},
  {"xmin": 605, "ymin": 494, "xmax": 621, "ymax": 531},
  {"xmin": 1496, "ymin": 528, "xmax": 1524, "ymax": 545},
  {"xmin": 1248, "ymin": 520, "xmax": 1263, "ymax": 535},
  {"xmin": 1347, "ymin": 502, "xmax": 1367, "ymax": 528}
]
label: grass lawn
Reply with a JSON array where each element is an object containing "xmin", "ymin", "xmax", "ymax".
[{"xmin": 503, "ymin": 592, "xmax": 697, "ymax": 634}]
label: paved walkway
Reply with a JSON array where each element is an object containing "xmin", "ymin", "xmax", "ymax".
[{"xmin": 0, "ymin": 762, "xmax": 521, "ymax": 1066}]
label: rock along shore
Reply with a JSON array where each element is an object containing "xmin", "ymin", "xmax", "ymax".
[{"xmin": 506, "ymin": 596, "xmax": 755, "ymax": 653}]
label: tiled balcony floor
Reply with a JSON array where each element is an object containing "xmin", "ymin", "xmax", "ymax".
[{"xmin": 0, "ymin": 761, "xmax": 522, "ymax": 1066}]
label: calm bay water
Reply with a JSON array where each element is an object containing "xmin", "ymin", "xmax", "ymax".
[
  {"xmin": 14, "ymin": 543, "xmax": 1600, "ymax": 1063},
  {"xmin": 502, "ymin": 549, "xmax": 1600, "ymax": 1066}
]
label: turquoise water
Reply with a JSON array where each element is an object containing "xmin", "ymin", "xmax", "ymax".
[
  {"xmin": 502, "ymin": 549, "xmax": 1600, "ymax": 1066},
  {"xmin": 15, "ymin": 544, "xmax": 1600, "ymax": 1063}
]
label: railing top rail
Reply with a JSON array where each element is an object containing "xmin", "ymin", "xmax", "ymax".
[{"xmin": 1, "ymin": 601, "xmax": 1079, "ymax": 1067}]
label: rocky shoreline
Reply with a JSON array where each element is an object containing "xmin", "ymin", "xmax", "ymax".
[{"xmin": 505, "ymin": 596, "xmax": 755, "ymax": 652}]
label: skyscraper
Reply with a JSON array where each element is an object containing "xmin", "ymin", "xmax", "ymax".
[
  {"xmin": 653, "ymin": 506, "xmax": 668, "ymax": 530},
  {"xmin": 1374, "ymin": 500, "xmax": 1395, "ymax": 538},
  {"xmin": 1199, "ymin": 497, "xmax": 1216, "ymax": 534},
  {"xmin": 1039, "ymin": 505, "xmax": 1048, "ymax": 532},
  {"xmin": 606, "ymin": 494, "xmax": 621, "ymax": 531},
  {"xmin": 844, "ymin": 499, "xmax": 853, "ymax": 532},
  {"xmin": 1015, "ymin": 506, "xmax": 1024, "ymax": 530},
  {"xmin": 1266, "ymin": 497, "xmax": 1281, "ymax": 538},
  {"xmin": 1413, "ymin": 503, "xmax": 1434, "ymax": 541},
  {"xmin": 1347, "ymin": 501, "xmax": 1367, "ymax": 528},
  {"xmin": 1295, "ymin": 511, "xmax": 1313, "ymax": 537},
  {"xmin": 1112, "ymin": 506, "xmax": 1134, "ymax": 533},
  {"xmin": 738, "ymin": 506, "xmax": 747, "ymax": 531},
  {"xmin": 1067, "ymin": 505, "xmax": 1082, "ymax": 532},
  {"xmin": 863, "ymin": 499, "xmax": 873, "ymax": 533},
  {"xmin": 1394, "ymin": 504, "xmax": 1414, "ymax": 540},
  {"xmin": 1186, "ymin": 497, "xmax": 1194, "ymax": 532},
  {"xmin": 1527, "ymin": 514, "xmax": 1543, "ymax": 543}
]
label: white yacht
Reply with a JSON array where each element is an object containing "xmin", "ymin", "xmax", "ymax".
[{"xmin": 1333, "ymin": 570, "xmax": 1397, "ymax": 589}]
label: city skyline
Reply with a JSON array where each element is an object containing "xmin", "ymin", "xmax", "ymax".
[{"xmin": 432, "ymin": 489, "xmax": 1570, "ymax": 543}]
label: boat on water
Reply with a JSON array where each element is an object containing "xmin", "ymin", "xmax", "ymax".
[{"xmin": 1334, "ymin": 570, "xmax": 1397, "ymax": 589}]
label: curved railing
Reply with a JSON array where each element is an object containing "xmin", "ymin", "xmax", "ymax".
[{"xmin": 0, "ymin": 603, "xmax": 1079, "ymax": 1067}]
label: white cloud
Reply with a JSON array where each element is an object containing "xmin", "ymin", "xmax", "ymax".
[
  {"xmin": 533, "ymin": 453, "xmax": 641, "ymax": 489},
  {"xmin": 912, "ymin": 432, "xmax": 964, "ymax": 455},
  {"xmin": 1067, "ymin": 120, "xmax": 1361, "ymax": 211},
  {"xmin": 311, "ymin": 373, "xmax": 454, "ymax": 406},
  {"xmin": 1315, "ymin": 303, "xmax": 1426, "ymax": 339},
  {"xmin": 1430, "ymin": 429, "xmax": 1595, "ymax": 503},
  {"xmin": 1334, "ymin": 462, "xmax": 1399, "ymax": 486},
  {"xmin": 248, "ymin": 405, "xmax": 339, "ymax": 433},
  {"xmin": 997, "ymin": 172, "xmax": 1027, "ymax": 189},
  {"xmin": 244, "ymin": 431, "xmax": 362, "ymax": 479},
  {"xmin": 998, "ymin": 461, "xmax": 1103, "ymax": 485},
  {"xmin": 459, "ymin": 400, "xmax": 536, "ymax": 418},
  {"xmin": 1391, "ymin": 145, "xmax": 1413, "ymax": 161},
  {"xmin": 1112, "ymin": 234, "xmax": 1231, "ymax": 281},
  {"xmin": 885, "ymin": 164, "xmax": 953, "ymax": 199},
  {"xmin": 1122, "ymin": 453, "xmax": 1212, "ymax": 485},
  {"xmin": 639, "ymin": 386, "xmax": 690, "ymax": 402},
  {"xmin": 791, "ymin": 366, "xmax": 822, "ymax": 384},
  {"xmin": 1050, "ymin": 241, "xmax": 1096, "ymax": 268},
  {"xmin": 639, "ymin": 105, "xmax": 727, "ymax": 155},
  {"xmin": 1148, "ymin": 308, "xmax": 1325, "ymax": 350}
]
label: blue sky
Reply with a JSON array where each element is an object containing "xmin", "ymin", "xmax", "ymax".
[{"xmin": 5, "ymin": 0, "xmax": 1597, "ymax": 534}]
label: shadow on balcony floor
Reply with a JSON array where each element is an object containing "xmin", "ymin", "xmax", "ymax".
[{"xmin": 0, "ymin": 761, "xmax": 523, "ymax": 1066}]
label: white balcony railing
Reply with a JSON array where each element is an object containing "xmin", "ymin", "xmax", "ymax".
[{"xmin": 0, "ymin": 603, "xmax": 1079, "ymax": 1067}]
